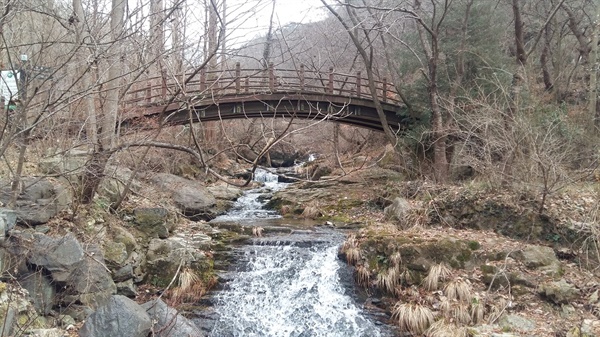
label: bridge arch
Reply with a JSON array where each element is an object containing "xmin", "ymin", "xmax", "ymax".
[{"xmin": 120, "ymin": 64, "xmax": 412, "ymax": 132}]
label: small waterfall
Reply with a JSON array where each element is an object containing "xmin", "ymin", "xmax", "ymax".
[
  {"xmin": 253, "ymin": 168, "xmax": 279, "ymax": 183},
  {"xmin": 202, "ymin": 165, "xmax": 394, "ymax": 336},
  {"xmin": 208, "ymin": 237, "xmax": 392, "ymax": 337}
]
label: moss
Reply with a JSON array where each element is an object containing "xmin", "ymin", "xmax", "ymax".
[
  {"xmin": 480, "ymin": 264, "xmax": 497, "ymax": 275},
  {"xmin": 467, "ymin": 240, "xmax": 481, "ymax": 250},
  {"xmin": 0, "ymin": 282, "xmax": 6, "ymax": 293},
  {"xmin": 17, "ymin": 313, "xmax": 46, "ymax": 329}
]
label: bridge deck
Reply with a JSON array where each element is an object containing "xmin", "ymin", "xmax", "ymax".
[{"xmin": 120, "ymin": 64, "xmax": 411, "ymax": 132}]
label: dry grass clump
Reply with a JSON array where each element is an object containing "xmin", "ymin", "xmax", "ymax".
[
  {"xmin": 252, "ymin": 226, "xmax": 264, "ymax": 237},
  {"xmin": 470, "ymin": 296, "xmax": 485, "ymax": 324},
  {"xmin": 425, "ymin": 319, "xmax": 468, "ymax": 337},
  {"xmin": 301, "ymin": 203, "xmax": 322, "ymax": 219},
  {"xmin": 341, "ymin": 234, "xmax": 362, "ymax": 265},
  {"xmin": 402, "ymin": 207, "xmax": 429, "ymax": 229},
  {"xmin": 424, "ymin": 263, "xmax": 452, "ymax": 291},
  {"xmin": 392, "ymin": 302, "xmax": 435, "ymax": 335},
  {"xmin": 390, "ymin": 251, "xmax": 402, "ymax": 266},
  {"xmin": 280, "ymin": 205, "xmax": 291, "ymax": 215},
  {"xmin": 345, "ymin": 246, "xmax": 361, "ymax": 265},
  {"xmin": 487, "ymin": 297, "xmax": 509, "ymax": 323},
  {"xmin": 444, "ymin": 278, "xmax": 472, "ymax": 302},
  {"xmin": 376, "ymin": 266, "xmax": 400, "ymax": 294},
  {"xmin": 171, "ymin": 268, "xmax": 206, "ymax": 303},
  {"xmin": 355, "ymin": 264, "xmax": 371, "ymax": 287}
]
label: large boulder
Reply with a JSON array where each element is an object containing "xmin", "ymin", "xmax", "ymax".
[
  {"xmin": 38, "ymin": 149, "xmax": 89, "ymax": 177},
  {"xmin": 514, "ymin": 245, "xmax": 559, "ymax": 269},
  {"xmin": 142, "ymin": 299, "xmax": 204, "ymax": 336},
  {"xmin": 384, "ymin": 197, "xmax": 412, "ymax": 221},
  {"xmin": 207, "ymin": 184, "xmax": 243, "ymax": 201},
  {"xmin": 26, "ymin": 233, "xmax": 84, "ymax": 282},
  {"xmin": 0, "ymin": 281, "xmax": 48, "ymax": 335},
  {"xmin": 99, "ymin": 166, "xmax": 142, "ymax": 203},
  {"xmin": 149, "ymin": 173, "xmax": 217, "ymax": 221},
  {"xmin": 20, "ymin": 232, "xmax": 115, "ymax": 308},
  {"xmin": 18, "ymin": 272, "xmax": 56, "ymax": 315},
  {"xmin": 539, "ymin": 279, "xmax": 580, "ymax": 304},
  {"xmin": 63, "ymin": 243, "xmax": 116, "ymax": 308},
  {"xmin": 0, "ymin": 178, "xmax": 71, "ymax": 226},
  {"xmin": 133, "ymin": 207, "xmax": 173, "ymax": 239},
  {"xmin": 79, "ymin": 295, "xmax": 151, "ymax": 337},
  {"xmin": 145, "ymin": 234, "xmax": 212, "ymax": 287}
]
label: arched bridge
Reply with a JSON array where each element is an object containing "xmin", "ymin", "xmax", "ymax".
[{"xmin": 121, "ymin": 63, "xmax": 412, "ymax": 132}]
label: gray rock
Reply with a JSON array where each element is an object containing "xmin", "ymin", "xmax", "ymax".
[
  {"xmin": 0, "ymin": 208, "xmax": 17, "ymax": 231},
  {"xmin": 498, "ymin": 314, "xmax": 536, "ymax": 332},
  {"xmin": 133, "ymin": 207, "xmax": 172, "ymax": 239},
  {"xmin": 116, "ymin": 279, "xmax": 137, "ymax": 297},
  {"xmin": 113, "ymin": 265, "xmax": 134, "ymax": 282},
  {"xmin": 79, "ymin": 295, "xmax": 151, "ymax": 337},
  {"xmin": 539, "ymin": 279, "xmax": 580, "ymax": 304},
  {"xmin": 383, "ymin": 197, "xmax": 412, "ymax": 220},
  {"xmin": 27, "ymin": 233, "xmax": 84, "ymax": 282},
  {"xmin": 0, "ymin": 178, "xmax": 71, "ymax": 226},
  {"xmin": 99, "ymin": 166, "xmax": 141, "ymax": 203},
  {"xmin": 514, "ymin": 245, "xmax": 558, "ymax": 269},
  {"xmin": 38, "ymin": 150, "xmax": 88, "ymax": 176},
  {"xmin": 207, "ymin": 184, "xmax": 243, "ymax": 201},
  {"xmin": 582, "ymin": 319, "xmax": 600, "ymax": 336},
  {"xmin": 145, "ymin": 237, "xmax": 208, "ymax": 287},
  {"xmin": 0, "ymin": 177, "xmax": 72, "ymax": 226},
  {"xmin": 142, "ymin": 299, "xmax": 203, "ymax": 337},
  {"xmin": 103, "ymin": 241, "xmax": 128, "ymax": 268},
  {"xmin": 58, "ymin": 314, "xmax": 76, "ymax": 328},
  {"xmin": 65, "ymin": 244, "xmax": 116, "ymax": 308},
  {"xmin": 150, "ymin": 173, "xmax": 217, "ymax": 221},
  {"xmin": 19, "ymin": 272, "xmax": 56, "ymax": 315}
]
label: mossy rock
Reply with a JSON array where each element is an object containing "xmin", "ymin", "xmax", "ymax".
[
  {"xmin": 133, "ymin": 208, "xmax": 174, "ymax": 239},
  {"xmin": 360, "ymin": 235, "xmax": 475, "ymax": 280}
]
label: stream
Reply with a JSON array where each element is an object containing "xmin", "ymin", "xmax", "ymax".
[{"xmin": 197, "ymin": 169, "xmax": 394, "ymax": 337}]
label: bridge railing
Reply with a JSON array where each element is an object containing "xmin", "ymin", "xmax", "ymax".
[{"xmin": 122, "ymin": 63, "xmax": 401, "ymax": 111}]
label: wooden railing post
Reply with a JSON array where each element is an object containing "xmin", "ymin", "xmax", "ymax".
[
  {"xmin": 269, "ymin": 63, "xmax": 275, "ymax": 91},
  {"xmin": 328, "ymin": 67, "xmax": 334, "ymax": 94},
  {"xmin": 382, "ymin": 77, "xmax": 388, "ymax": 103},
  {"xmin": 356, "ymin": 71, "xmax": 361, "ymax": 97},
  {"xmin": 200, "ymin": 68, "xmax": 206, "ymax": 92},
  {"xmin": 299, "ymin": 64, "xmax": 305, "ymax": 91},
  {"xmin": 145, "ymin": 83, "xmax": 152, "ymax": 104},
  {"xmin": 245, "ymin": 77, "xmax": 249, "ymax": 93},
  {"xmin": 235, "ymin": 62, "xmax": 241, "ymax": 94}
]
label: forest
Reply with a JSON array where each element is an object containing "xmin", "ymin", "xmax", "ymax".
[{"xmin": 0, "ymin": 0, "xmax": 599, "ymax": 336}]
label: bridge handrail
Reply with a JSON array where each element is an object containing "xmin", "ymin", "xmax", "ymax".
[{"xmin": 122, "ymin": 63, "xmax": 401, "ymax": 110}]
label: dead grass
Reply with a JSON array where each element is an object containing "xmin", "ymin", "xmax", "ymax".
[
  {"xmin": 425, "ymin": 320, "xmax": 468, "ymax": 337},
  {"xmin": 424, "ymin": 263, "xmax": 452, "ymax": 291},
  {"xmin": 443, "ymin": 278, "xmax": 472, "ymax": 302},
  {"xmin": 355, "ymin": 264, "xmax": 371, "ymax": 287},
  {"xmin": 391, "ymin": 302, "xmax": 435, "ymax": 335},
  {"xmin": 376, "ymin": 265, "xmax": 400, "ymax": 294}
]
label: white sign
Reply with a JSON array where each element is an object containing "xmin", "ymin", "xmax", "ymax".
[{"xmin": 0, "ymin": 70, "xmax": 19, "ymax": 104}]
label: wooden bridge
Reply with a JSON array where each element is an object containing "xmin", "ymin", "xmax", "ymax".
[{"xmin": 120, "ymin": 63, "xmax": 412, "ymax": 132}]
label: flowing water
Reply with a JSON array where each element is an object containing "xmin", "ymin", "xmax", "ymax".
[{"xmin": 202, "ymin": 169, "xmax": 394, "ymax": 337}]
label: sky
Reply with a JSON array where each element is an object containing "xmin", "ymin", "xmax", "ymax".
[{"xmin": 225, "ymin": 0, "xmax": 327, "ymax": 45}]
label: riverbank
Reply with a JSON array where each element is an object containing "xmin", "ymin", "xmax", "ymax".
[
  {"xmin": 0, "ymin": 156, "xmax": 599, "ymax": 336},
  {"xmin": 267, "ymin": 167, "xmax": 600, "ymax": 336}
]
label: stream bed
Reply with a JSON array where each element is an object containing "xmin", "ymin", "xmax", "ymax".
[{"xmin": 196, "ymin": 169, "xmax": 395, "ymax": 337}]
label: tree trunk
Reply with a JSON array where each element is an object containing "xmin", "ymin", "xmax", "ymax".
[
  {"xmin": 591, "ymin": 3, "xmax": 599, "ymax": 129},
  {"xmin": 73, "ymin": 0, "xmax": 98, "ymax": 146},
  {"xmin": 102, "ymin": 0, "xmax": 125, "ymax": 150},
  {"xmin": 428, "ymin": 39, "xmax": 448, "ymax": 183}
]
